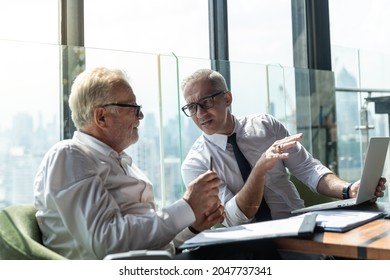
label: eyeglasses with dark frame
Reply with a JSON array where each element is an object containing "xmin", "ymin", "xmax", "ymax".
[
  {"xmin": 103, "ymin": 103, "xmax": 142, "ymax": 117},
  {"xmin": 181, "ymin": 91, "xmax": 226, "ymax": 117}
]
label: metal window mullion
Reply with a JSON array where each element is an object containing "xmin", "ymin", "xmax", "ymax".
[
  {"xmin": 208, "ymin": 0, "xmax": 231, "ymax": 89},
  {"xmin": 59, "ymin": 0, "xmax": 85, "ymax": 140}
]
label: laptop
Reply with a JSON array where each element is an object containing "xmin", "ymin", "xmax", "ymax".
[{"xmin": 291, "ymin": 137, "xmax": 390, "ymax": 215}]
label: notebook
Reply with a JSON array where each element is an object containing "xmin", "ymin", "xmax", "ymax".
[{"xmin": 291, "ymin": 137, "xmax": 390, "ymax": 215}]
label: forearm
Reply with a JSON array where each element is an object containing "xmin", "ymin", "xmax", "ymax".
[
  {"xmin": 317, "ymin": 173, "xmax": 349, "ymax": 199},
  {"xmin": 235, "ymin": 165, "xmax": 266, "ymax": 219}
]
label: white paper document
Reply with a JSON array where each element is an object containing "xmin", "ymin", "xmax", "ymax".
[{"xmin": 180, "ymin": 214, "xmax": 317, "ymax": 249}]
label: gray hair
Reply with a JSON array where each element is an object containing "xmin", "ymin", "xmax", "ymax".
[
  {"xmin": 69, "ymin": 67, "xmax": 131, "ymax": 129},
  {"xmin": 181, "ymin": 69, "xmax": 228, "ymax": 92}
]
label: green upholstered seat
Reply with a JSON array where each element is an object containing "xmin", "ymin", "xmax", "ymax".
[
  {"xmin": 0, "ymin": 204, "xmax": 172, "ymax": 260},
  {"xmin": 0, "ymin": 204, "xmax": 66, "ymax": 260}
]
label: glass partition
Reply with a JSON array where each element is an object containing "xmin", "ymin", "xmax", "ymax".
[
  {"xmin": 330, "ymin": 0, "xmax": 390, "ymax": 202},
  {"xmin": 0, "ymin": 40, "xmax": 61, "ymax": 208},
  {"xmin": 1, "ymin": 40, "xmax": 389, "ymax": 209},
  {"xmin": 333, "ymin": 45, "xmax": 390, "ymax": 202}
]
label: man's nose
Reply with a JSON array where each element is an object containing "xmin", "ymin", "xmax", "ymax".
[{"xmin": 196, "ymin": 104, "xmax": 208, "ymax": 117}]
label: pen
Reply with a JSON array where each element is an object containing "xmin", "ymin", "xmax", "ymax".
[{"xmin": 209, "ymin": 156, "xmax": 213, "ymax": 170}]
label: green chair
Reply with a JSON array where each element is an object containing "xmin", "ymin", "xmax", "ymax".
[
  {"xmin": 0, "ymin": 204, "xmax": 66, "ymax": 259},
  {"xmin": 0, "ymin": 204, "xmax": 172, "ymax": 260}
]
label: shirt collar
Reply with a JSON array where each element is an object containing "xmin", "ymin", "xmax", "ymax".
[
  {"xmin": 203, "ymin": 115, "xmax": 241, "ymax": 151},
  {"xmin": 73, "ymin": 131, "xmax": 130, "ymax": 162}
]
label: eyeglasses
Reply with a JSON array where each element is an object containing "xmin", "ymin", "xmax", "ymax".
[
  {"xmin": 181, "ymin": 91, "xmax": 226, "ymax": 117},
  {"xmin": 103, "ymin": 103, "xmax": 142, "ymax": 117}
]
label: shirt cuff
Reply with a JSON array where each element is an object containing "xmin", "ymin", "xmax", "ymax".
[
  {"xmin": 223, "ymin": 195, "xmax": 252, "ymax": 226},
  {"xmin": 164, "ymin": 199, "xmax": 196, "ymax": 230}
]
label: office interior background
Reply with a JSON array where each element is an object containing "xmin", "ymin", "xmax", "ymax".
[{"xmin": 1, "ymin": 0, "xmax": 390, "ymax": 209}]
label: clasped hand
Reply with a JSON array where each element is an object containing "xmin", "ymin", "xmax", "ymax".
[{"xmin": 183, "ymin": 170, "xmax": 225, "ymax": 232}]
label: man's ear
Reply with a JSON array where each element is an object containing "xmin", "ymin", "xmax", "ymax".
[
  {"xmin": 225, "ymin": 91, "xmax": 233, "ymax": 107},
  {"xmin": 94, "ymin": 107, "xmax": 107, "ymax": 128}
]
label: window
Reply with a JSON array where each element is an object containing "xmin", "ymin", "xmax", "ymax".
[
  {"xmin": 2, "ymin": 1, "xmax": 388, "ymax": 208},
  {"xmin": 228, "ymin": 0, "xmax": 295, "ymax": 135},
  {"xmin": 84, "ymin": 0, "xmax": 209, "ymax": 58},
  {"xmin": 84, "ymin": 0, "xmax": 209, "ymax": 205},
  {"xmin": 228, "ymin": 0, "xmax": 293, "ymax": 66},
  {"xmin": 329, "ymin": 0, "xmax": 390, "ymax": 200},
  {"xmin": 0, "ymin": 0, "xmax": 60, "ymax": 207}
]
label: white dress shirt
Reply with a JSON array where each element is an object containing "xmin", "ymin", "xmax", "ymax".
[
  {"xmin": 34, "ymin": 131, "xmax": 195, "ymax": 259},
  {"xmin": 181, "ymin": 113, "xmax": 332, "ymax": 226}
]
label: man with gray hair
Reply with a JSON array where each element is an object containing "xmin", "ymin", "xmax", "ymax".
[
  {"xmin": 181, "ymin": 68, "xmax": 386, "ymax": 226},
  {"xmin": 34, "ymin": 67, "xmax": 224, "ymax": 259},
  {"xmin": 180, "ymin": 69, "xmax": 386, "ymax": 258}
]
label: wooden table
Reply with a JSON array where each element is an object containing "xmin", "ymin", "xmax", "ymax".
[{"xmin": 275, "ymin": 202, "xmax": 390, "ymax": 259}]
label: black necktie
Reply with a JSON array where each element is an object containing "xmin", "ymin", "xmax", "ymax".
[{"xmin": 227, "ymin": 133, "xmax": 272, "ymax": 222}]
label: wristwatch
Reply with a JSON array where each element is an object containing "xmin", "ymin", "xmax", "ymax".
[
  {"xmin": 188, "ymin": 226, "xmax": 200, "ymax": 234},
  {"xmin": 342, "ymin": 183, "xmax": 352, "ymax": 199}
]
